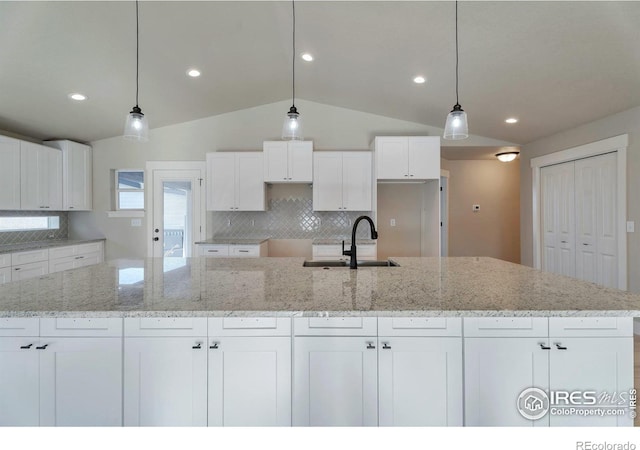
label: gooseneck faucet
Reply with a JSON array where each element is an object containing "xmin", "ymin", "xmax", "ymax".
[{"xmin": 342, "ymin": 215, "xmax": 378, "ymax": 269}]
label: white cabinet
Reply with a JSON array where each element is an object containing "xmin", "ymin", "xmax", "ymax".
[
  {"xmin": 0, "ymin": 337, "xmax": 40, "ymax": 425},
  {"xmin": 375, "ymin": 136, "xmax": 440, "ymax": 180},
  {"xmin": 311, "ymin": 243, "xmax": 377, "ymax": 261},
  {"xmin": 44, "ymin": 140, "xmax": 92, "ymax": 211},
  {"xmin": 0, "ymin": 267, "xmax": 10, "ymax": 285},
  {"xmin": 206, "ymin": 152, "xmax": 265, "ymax": 211},
  {"xmin": 208, "ymin": 336, "xmax": 291, "ymax": 426},
  {"xmin": 197, "ymin": 242, "xmax": 268, "ymax": 258},
  {"xmin": 48, "ymin": 241, "xmax": 104, "ymax": 274},
  {"xmin": 11, "ymin": 248, "xmax": 49, "ymax": 281},
  {"xmin": 20, "ymin": 141, "xmax": 62, "ymax": 211},
  {"xmin": 313, "ymin": 151, "xmax": 372, "ymax": 211},
  {"xmin": 263, "ymin": 140, "xmax": 312, "ymax": 183},
  {"xmin": 0, "ymin": 136, "xmax": 21, "ymax": 210}
]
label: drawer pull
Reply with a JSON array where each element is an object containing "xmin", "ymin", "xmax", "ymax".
[
  {"xmin": 208, "ymin": 250, "xmax": 219, "ymax": 253},
  {"xmin": 192, "ymin": 343, "xmax": 202, "ymax": 349},
  {"xmin": 555, "ymin": 343, "xmax": 568, "ymax": 350},
  {"xmin": 20, "ymin": 343, "xmax": 33, "ymax": 349},
  {"xmin": 238, "ymin": 250, "xmax": 250, "ymax": 253},
  {"xmin": 366, "ymin": 342, "xmax": 376, "ymax": 349},
  {"xmin": 36, "ymin": 344, "xmax": 48, "ymax": 350},
  {"xmin": 382, "ymin": 343, "xmax": 392, "ymax": 349},
  {"xmin": 539, "ymin": 343, "xmax": 551, "ymax": 350},
  {"xmin": 209, "ymin": 342, "xmax": 219, "ymax": 349},
  {"xmin": 14, "ymin": 268, "xmax": 20, "ymax": 271}
]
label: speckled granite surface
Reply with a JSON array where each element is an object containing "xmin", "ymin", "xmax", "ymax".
[
  {"xmin": 0, "ymin": 238, "xmax": 106, "ymax": 254},
  {"xmin": 1, "ymin": 257, "xmax": 639, "ymax": 318},
  {"xmin": 195, "ymin": 238, "xmax": 269, "ymax": 245}
]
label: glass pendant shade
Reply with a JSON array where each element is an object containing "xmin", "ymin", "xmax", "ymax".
[
  {"xmin": 124, "ymin": 106, "xmax": 149, "ymax": 142},
  {"xmin": 281, "ymin": 106, "xmax": 303, "ymax": 140},
  {"xmin": 443, "ymin": 104, "xmax": 468, "ymax": 140},
  {"xmin": 496, "ymin": 152, "xmax": 519, "ymax": 162}
]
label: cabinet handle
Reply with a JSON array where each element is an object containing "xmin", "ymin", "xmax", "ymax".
[
  {"xmin": 75, "ymin": 256, "xmax": 84, "ymax": 260},
  {"xmin": 366, "ymin": 342, "xmax": 376, "ymax": 349},
  {"xmin": 582, "ymin": 243, "xmax": 590, "ymax": 246},
  {"xmin": 36, "ymin": 344, "xmax": 48, "ymax": 350},
  {"xmin": 409, "ymin": 174, "xmax": 414, "ymax": 177},
  {"xmin": 238, "ymin": 250, "xmax": 249, "ymax": 253},
  {"xmin": 208, "ymin": 250, "xmax": 219, "ymax": 253},
  {"xmin": 561, "ymin": 240, "xmax": 568, "ymax": 243},
  {"xmin": 539, "ymin": 343, "xmax": 551, "ymax": 350},
  {"xmin": 192, "ymin": 343, "xmax": 202, "ymax": 349},
  {"xmin": 20, "ymin": 344, "xmax": 33, "ymax": 349},
  {"xmin": 14, "ymin": 268, "xmax": 20, "ymax": 271},
  {"xmin": 382, "ymin": 343, "xmax": 391, "ymax": 349},
  {"xmin": 209, "ymin": 342, "xmax": 219, "ymax": 349},
  {"xmin": 555, "ymin": 343, "xmax": 568, "ymax": 350},
  {"xmin": 69, "ymin": 207, "xmax": 74, "ymax": 209}
]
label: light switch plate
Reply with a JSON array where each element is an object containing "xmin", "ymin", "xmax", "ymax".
[
  {"xmin": 627, "ymin": 221, "xmax": 635, "ymax": 233},
  {"xmin": 390, "ymin": 219, "xmax": 396, "ymax": 227},
  {"xmin": 473, "ymin": 205, "xmax": 480, "ymax": 212},
  {"xmin": 131, "ymin": 219, "xmax": 142, "ymax": 227}
]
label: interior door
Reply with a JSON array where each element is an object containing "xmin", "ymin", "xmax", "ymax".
[{"xmin": 151, "ymin": 167, "xmax": 205, "ymax": 258}]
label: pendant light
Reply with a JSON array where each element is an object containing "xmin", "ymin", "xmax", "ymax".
[
  {"xmin": 123, "ymin": 0, "xmax": 149, "ymax": 142},
  {"xmin": 443, "ymin": 0, "xmax": 468, "ymax": 140},
  {"xmin": 281, "ymin": 0, "xmax": 303, "ymax": 140}
]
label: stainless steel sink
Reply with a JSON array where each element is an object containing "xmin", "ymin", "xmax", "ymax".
[{"xmin": 302, "ymin": 260, "xmax": 399, "ymax": 268}]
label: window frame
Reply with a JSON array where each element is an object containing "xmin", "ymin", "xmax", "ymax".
[{"xmin": 115, "ymin": 169, "xmax": 145, "ymax": 211}]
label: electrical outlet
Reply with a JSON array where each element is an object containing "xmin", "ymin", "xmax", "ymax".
[
  {"xmin": 627, "ymin": 221, "xmax": 635, "ymax": 233},
  {"xmin": 131, "ymin": 219, "xmax": 142, "ymax": 227},
  {"xmin": 390, "ymin": 219, "xmax": 396, "ymax": 227},
  {"xmin": 473, "ymin": 205, "xmax": 480, "ymax": 212}
]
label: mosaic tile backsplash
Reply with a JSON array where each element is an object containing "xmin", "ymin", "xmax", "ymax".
[
  {"xmin": 0, "ymin": 210, "xmax": 69, "ymax": 245},
  {"xmin": 208, "ymin": 197, "xmax": 372, "ymax": 240}
]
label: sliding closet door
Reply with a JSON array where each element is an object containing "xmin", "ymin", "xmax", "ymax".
[
  {"xmin": 541, "ymin": 162, "xmax": 575, "ymax": 277},
  {"xmin": 575, "ymin": 153, "xmax": 617, "ymax": 288}
]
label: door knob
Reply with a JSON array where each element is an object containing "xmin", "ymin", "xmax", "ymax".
[
  {"xmin": 154, "ymin": 229, "xmax": 159, "ymax": 233},
  {"xmin": 153, "ymin": 237, "xmax": 159, "ymax": 241}
]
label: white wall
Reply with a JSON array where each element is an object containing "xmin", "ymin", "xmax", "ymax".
[
  {"xmin": 78, "ymin": 99, "xmax": 513, "ymax": 259},
  {"xmin": 520, "ymin": 105, "xmax": 640, "ymax": 293}
]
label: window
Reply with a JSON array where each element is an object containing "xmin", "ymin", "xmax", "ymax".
[
  {"xmin": 116, "ymin": 170, "xmax": 144, "ymax": 210},
  {"xmin": 0, "ymin": 216, "xmax": 60, "ymax": 232}
]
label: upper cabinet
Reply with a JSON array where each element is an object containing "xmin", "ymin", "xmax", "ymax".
[
  {"xmin": 206, "ymin": 152, "xmax": 266, "ymax": 211},
  {"xmin": 263, "ymin": 141, "xmax": 313, "ymax": 183},
  {"xmin": 20, "ymin": 141, "xmax": 62, "ymax": 211},
  {"xmin": 313, "ymin": 151, "xmax": 372, "ymax": 211},
  {"xmin": 44, "ymin": 140, "xmax": 93, "ymax": 211},
  {"xmin": 0, "ymin": 136, "xmax": 21, "ymax": 210},
  {"xmin": 374, "ymin": 136, "xmax": 440, "ymax": 180}
]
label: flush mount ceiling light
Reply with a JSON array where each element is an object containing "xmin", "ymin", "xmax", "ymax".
[
  {"xmin": 282, "ymin": 0, "xmax": 304, "ymax": 140},
  {"xmin": 301, "ymin": 53, "xmax": 313, "ymax": 62},
  {"xmin": 496, "ymin": 151, "xmax": 520, "ymax": 162},
  {"xmin": 123, "ymin": 0, "xmax": 149, "ymax": 142},
  {"xmin": 187, "ymin": 69, "xmax": 201, "ymax": 77},
  {"xmin": 505, "ymin": 117, "xmax": 518, "ymax": 124},
  {"xmin": 443, "ymin": 1, "xmax": 469, "ymax": 140},
  {"xmin": 68, "ymin": 93, "xmax": 87, "ymax": 101},
  {"xmin": 413, "ymin": 76, "xmax": 426, "ymax": 84}
]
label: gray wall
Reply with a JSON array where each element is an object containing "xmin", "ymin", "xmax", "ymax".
[{"xmin": 520, "ymin": 105, "xmax": 640, "ymax": 293}]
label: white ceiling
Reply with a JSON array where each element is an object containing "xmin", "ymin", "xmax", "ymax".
[{"xmin": 2, "ymin": 1, "xmax": 640, "ymax": 145}]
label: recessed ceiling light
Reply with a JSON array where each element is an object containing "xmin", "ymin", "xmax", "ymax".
[
  {"xmin": 301, "ymin": 53, "xmax": 313, "ymax": 62},
  {"xmin": 413, "ymin": 76, "xmax": 426, "ymax": 84},
  {"xmin": 187, "ymin": 69, "xmax": 201, "ymax": 77},
  {"xmin": 496, "ymin": 151, "xmax": 520, "ymax": 162},
  {"xmin": 68, "ymin": 93, "xmax": 87, "ymax": 101},
  {"xmin": 505, "ymin": 117, "xmax": 518, "ymax": 124}
]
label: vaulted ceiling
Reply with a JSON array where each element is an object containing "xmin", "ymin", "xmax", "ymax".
[{"xmin": 1, "ymin": 1, "xmax": 639, "ymax": 145}]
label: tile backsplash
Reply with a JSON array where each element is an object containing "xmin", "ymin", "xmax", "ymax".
[
  {"xmin": 208, "ymin": 196, "xmax": 372, "ymax": 240},
  {"xmin": 0, "ymin": 210, "xmax": 68, "ymax": 245}
]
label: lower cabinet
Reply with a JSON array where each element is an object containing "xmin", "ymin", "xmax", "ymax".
[
  {"xmin": 123, "ymin": 337, "xmax": 208, "ymax": 426},
  {"xmin": 0, "ymin": 337, "xmax": 40, "ymax": 426},
  {"xmin": 208, "ymin": 336, "xmax": 291, "ymax": 426},
  {"xmin": 293, "ymin": 336, "xmax": 379, "ymax": 426}
]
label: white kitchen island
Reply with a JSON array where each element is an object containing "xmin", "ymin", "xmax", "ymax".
[{"xmin": 0, "ymin": 257, "xmax": 638, "ymax": 427}]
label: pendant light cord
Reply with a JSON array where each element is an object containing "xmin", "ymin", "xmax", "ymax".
[
  {"xmin": 292, "ymin": 0, "xmax": 296, "ymax": 107},
  {"xmin": 455, "ymin": 0, "xmax": 459, "ymax": 106},
  {"xmin": 135, "ymin": 0, "xmax": 140, "ymax": 108}
]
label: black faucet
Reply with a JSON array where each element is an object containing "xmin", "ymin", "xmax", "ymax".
[{"xmin": 342, "ymin": 215, "xmax": 378, "ymax": 269}]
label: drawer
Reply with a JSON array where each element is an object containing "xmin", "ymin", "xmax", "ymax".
[
  {"xmin": 0, "ymin": 318, "xmax": 39, "ymax": 337},
  {"xmin": 312, "ymin": 245, "xmax": 342, "ymax": 258},
  {"xmin": 11, "ymin": 249, "xmax": 48, "ymax": 266},
  {"xmin": 49, "ymin": 245, "xmax": 77, "ymax": 260},
  {"xmin": 294, "ymin": 317, "xmax": 377, "ymax": 336},
  {"xmin": 378, "ymin": 317, "xmax": 462, "ymax": 337},
  {"xmin": 209, "ymin": 317, "xmax": 291, "ymax": 336},
  {"xmin": 0, "ymin": 253, "xmax": 11, "ymax": 269},
  {"xmin": 76, "ymin": 242, "xmax": 103, "ymax": 256},
  {"xmin": 199, "ymin": 245, "xmax": 229, "ymax": 257},
  {"xmin": 464, "ymin": 317, "xmax": 548, "ymax": 337},
  {"xmin": 124, "ymin": 317, "xmax": 208, "ymax": 337},
  {"xmin": 11, "ymin": 260, "xmax": 48, "ymax": 281},
  {"xmin": 41, "ymin": 318, "xmax": 123, "ymax": 337},
  {"xmin": 230, "ymin": 245, "xmax": 260, "ymax": 257},
  {"xmin": 0, "ymin": 267, "xmax": 10, "ymax": 285},
  {"xmin": 549, "ymin": 317, "xmax": 633, "ymax": 337},
  {"xmin": 75, "ymin": 251, "xmax": 103, "ymax": 267}
]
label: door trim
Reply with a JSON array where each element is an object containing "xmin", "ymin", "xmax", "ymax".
[
  {"xmin": 145, "ymin": 161, "xmax": 206, "ymax": 258},
  {"xmin": 530, "ymin": 134, "xmax": 627, "ymax": 290}
]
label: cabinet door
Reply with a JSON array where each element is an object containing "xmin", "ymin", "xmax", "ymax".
[
  {"xmin": 263, "ymin": 141, "xmax": 289, "ymax": 182},
  {"xmin": 293, "ymin": 336, "xmax": 378, "ymax": 426},
  {"xmin": 39, "ymin": 338, "xmax": 122, "ymax": 426},
  {"xmin": 313, "ymin": 152, "xmax": 343, "ymax": 211},
  {"xmin": 0, "ymin": 137, "xmax": 21, "ymax": 210},
  {"xmin": 45, "ymin": 147, "xmax": 63, "ymax": 211},
  {"xmin": 342, "ymin": 152, "xmax": 372, "ymax": 211},
  {"xmin": 0, "ymin": 267, "xmax": 10, "ymax": 285},
  {"xmin": 236, "ymin": 152, "xmax": 265, "ymax": 211},
  {"xmin": 378, "ymin": 337, "xmax": 463, "ymax": 426},
  {"xmin": 464, "ymin": 337, "xmax": 550, "ymax": 426},
  {"xmin": 375, "ymin": 137, "xmax": 408, "ymax": 180},
  {"xmin": 288, "ymin": 141, "xmax": 313, "ymax": 182},
  {"xmin": 549, "ymin": 337, "xmax": 633, "ymax": 427},
  {"xmin": 206, "ymin": 153, "xmax": 236, "ymax": 211},
  {"xmin": 124, "ymin": 337, "xmax": 207, "ymax": 426},
  {"xmin": 21, "ymin": 143, "xmax": 62, "ymax": 211},
  {"xmin": 64, "ymin": 142, "xmax": 92, "ymax": 210},
  {"xmin": 11, "ymin": 261, "xmax": 48, "ymax": 281},
  {"xmin": 208, "ymin": 337, "xmax": 291, "ymax": 426},
  {"xmin": 0, "ymin": 338, "xmax": 40, "ymax": 426},
  {"xmin": 408, "ymin": 137, "xmax": 440, "ymax": 179}
]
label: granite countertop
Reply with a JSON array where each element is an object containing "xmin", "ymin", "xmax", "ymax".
[
  {"xmin": 195, "ymin": 238, "xmax": 269, "ymax": 245},
  {"xmin": 312, "ymin": 239, "xmax": 377, "ymax": 246},
  {"xmin": 1, "ymin": 256, "xmax": 640, "ymax": 318},
  {"xmin": 0, "ymin": 238, "xmax": 106, "ymax": 255}
]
